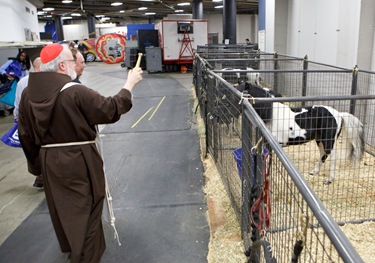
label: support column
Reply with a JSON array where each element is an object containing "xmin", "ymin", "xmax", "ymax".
[
  {"xmin": 87, "ymin": 13, "xmax": 96, "ymax": 39},
  {"xmin": 148, "ymin": 16, "xmax": 155, "ymax": 24},
  {"xmin": 192, "ymin": 0, "xmax": 203, "ymax": 19},
  {"xmin": 223, "ymin": 0, "xmax": 237, "ymax": 44},
  {"xmin": 54, "ymin": 15, "xmax": 64, "ymax": 41}
]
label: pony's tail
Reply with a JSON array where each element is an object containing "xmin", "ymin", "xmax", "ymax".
[{"xmin": 339, "ymin": 112, "xmax": 364, "ymax": 164}]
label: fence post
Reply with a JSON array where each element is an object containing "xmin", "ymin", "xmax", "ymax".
[
  {"xmin": 241, "ymin": 106, "xmax": 250, "ymax": 249},
  {"xmin": 193, "ymin": 55, "xmax": 199, "ymax": 98},
  {"xmin": 274, "ymin": 52, "xmax": 279, "ymax": 93},
  {"xmin": 202, "ymin": 73, "xmax": 208, "ymax": 158},
  {"xmin": 205, "ymin": 74, "xmax": 215, "ymax": 160},
  {"xmin": 302, "ymin": 55, "xmax": 308, "ymax": 106},
  {"xmin": 212, "ymin": 79, "xmax": 219, "ymax": 162},
  {"xmin": 241, "ymin": 103, "xmax": 255, "ymax": 251},
  {"xmin": 250, "ymin": 128, "xmax": 263, "ymax": 243},
  {"xmin": 350, "ymin": 65, "xmax": 359, "ymax": 114},
  {"xmin": 243, "ymin": 113, "xmax": 257, "ymax": 245}
]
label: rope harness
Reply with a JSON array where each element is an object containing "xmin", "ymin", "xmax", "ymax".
[
  {"xmin": 96, "ymin": 127, "xmax": 121, "ymax": 246},
  {"xmin": 247, "ymin": 138, "xmax": 307, "ymax": 261}
]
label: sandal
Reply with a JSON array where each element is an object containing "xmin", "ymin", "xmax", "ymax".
[{"xmin": 33, "ymin": 176, "xmax": 43, "ymax": 188}]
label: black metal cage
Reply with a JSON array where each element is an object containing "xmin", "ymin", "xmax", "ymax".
[{"xmin": 193, "ymin": 46, "xmax": 375, "ymax": 262}]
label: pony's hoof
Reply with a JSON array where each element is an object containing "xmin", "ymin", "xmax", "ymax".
[{"xmin": 323, "ymin": 180, "xmax": 332, "ymax": 185}]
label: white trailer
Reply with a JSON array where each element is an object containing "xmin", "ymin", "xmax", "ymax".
[{"xmin": 155, "ymin": 19, "xmax": 208, "ymax": 71}]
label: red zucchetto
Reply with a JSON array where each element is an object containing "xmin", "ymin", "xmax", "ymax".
[{"xmin": 40, "ymin": 43, "xmax": 64, "ymax": 64}]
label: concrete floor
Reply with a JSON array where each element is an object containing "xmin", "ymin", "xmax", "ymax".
[{"xmin": 0, "ymin": 62, "xmax": 209, "ymax": 262}]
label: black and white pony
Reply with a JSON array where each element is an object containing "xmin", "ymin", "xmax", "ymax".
[{"xmin": 242, "ymin": 83, "xmax": 364, "ymax": 185}]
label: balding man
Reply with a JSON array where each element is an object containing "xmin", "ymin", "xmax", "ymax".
[{"xmin": 18, "ymin": 44, "xmax": 143, "ymax": 263}]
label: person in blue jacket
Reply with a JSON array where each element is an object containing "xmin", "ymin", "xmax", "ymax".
[{"xmin": 0, "ymin": 50, "xmax": 31, "ymax": 80}]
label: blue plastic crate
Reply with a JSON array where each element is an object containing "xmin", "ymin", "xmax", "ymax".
[{"xmin": 232, "ymin": 147, "xmax": 269, "ymax": 182}]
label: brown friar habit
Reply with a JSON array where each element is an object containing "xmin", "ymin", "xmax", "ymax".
[{"xmin": 18, "ymin": 72, "xmax": 133, "ymax": 263}]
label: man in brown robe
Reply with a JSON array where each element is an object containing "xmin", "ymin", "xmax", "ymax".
[{"xmin": 18, "ymin": 43, "xmax": 143, "ymax": 263}]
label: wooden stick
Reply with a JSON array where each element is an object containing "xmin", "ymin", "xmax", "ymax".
[{"xmin": 135, "ymin": 53, "xmax": 143, "ymax": 68}]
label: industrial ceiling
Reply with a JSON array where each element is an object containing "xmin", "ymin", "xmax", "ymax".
[{"xmin": 34, "ymin": 0, "xmax": 259, "ymax": 24}]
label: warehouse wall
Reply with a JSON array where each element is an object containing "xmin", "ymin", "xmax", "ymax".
[
  {"xmin": 358, "ymin": 0, "xmax": 375, "ymax": 71},
  {"xmin": 268, "ymin": 0, "xmax": 374, "ymax": 70},
  {"xmin": 274, "ymin": 0, "xmax": 288, "ymax": 55},
  {"xmin": 237, "ymin": 14, "xmax": 258, "ymax": 44},
  {"xmin": 62, "ymin": 22, "xmax": 89, "ymax": 41},
  {"xmin": 0, "ymin": 0, "xmax": 39, "ymax": 42}
]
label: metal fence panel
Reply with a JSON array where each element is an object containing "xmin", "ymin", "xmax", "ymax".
[
  {"xmin": 193, "ymin": 48, "xmax": 375, "ymax": 262},
  {"xmin": 241, "ymin": 101, "xmax": 364, "ymax": 263}
]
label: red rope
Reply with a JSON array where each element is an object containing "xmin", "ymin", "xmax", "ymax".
[{"xmin": 250, "ymin": 151, "xmax": 272, "ymax": 236}]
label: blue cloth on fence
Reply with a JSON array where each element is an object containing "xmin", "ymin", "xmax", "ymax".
[
  {"xmin": 232, "ymin": 147, "xmax": 269, "ymax": 184},
  {"xmin": 0, "ymin": 79, "xmax": 17, "ymax": 107},
  {"xmin": 233, "ymin": 148, "xmax": 242, "ymax": 178},
  {"xmin": 0, "ymin": 119, "xmax": 21, "ymax": 147}
]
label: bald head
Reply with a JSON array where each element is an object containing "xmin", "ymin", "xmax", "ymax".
[{"xmin": 33, "ymin": 57, "xmax": 41, "ymax": 72}]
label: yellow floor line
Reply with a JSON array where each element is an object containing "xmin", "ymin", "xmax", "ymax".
[
  {"xmin": 131, "ymin": 106, "xmax": 154, "ymax": 128},
  {"xmin": 149, "ymin": 96, "xmax": 166, "ymax": 121}
]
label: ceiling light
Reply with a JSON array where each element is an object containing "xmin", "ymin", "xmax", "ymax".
[
  {"xmin": 175, "ymin": 10, "xmax": 184, "ymax": 13},
  {"xmin": 177, "ymin": 2, "xmax": 190, "ymax": 6},
  {"xmin": 212, "ymin": 0, "xmax": 222, "ymax": 2},
  {"xmin": 119, "ymin": 10, "xmax": 125, "ymax": 13},
  {"xmin": 138, "ymin": 7, "xmax": 148, "ymax": 10},
  {"xmin": 145, "ymin": 12, "xmax": 156, "ymax": 15},
  {"xmin": 61, "ymin": 16, "xmax": 72, "ymax": 19},
  {"xmin": 42, "ymin": 7, "xmax": 55, "ymax": 11},
  {"xmin": 102, "ymin": 17, "xmax": 110, "ymax": 20},
  {"xmin": 71, "ymin": 13, "xmax": 81, "ymax": 16},
  {"xmin": 214, "ymin": 5, "xmax": 223, "ymax": 8},
  {"xmin": 37, "ymin": 11, "xmax": 45, "ymax": 15},
  {"xmin": 111, "ymin": 2, "xmax": 123, "ymax": 6},
  {"xmin": 62, "ymin": 0, "xmax": 73, "ymax": 3}
]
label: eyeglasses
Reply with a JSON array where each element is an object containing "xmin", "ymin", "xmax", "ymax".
[{"xmin": 63, "ymin": 59, "xmax": 76, "ymax": 63}]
